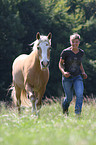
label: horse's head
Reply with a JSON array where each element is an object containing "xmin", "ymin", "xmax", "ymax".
[{"xmin": 36, "ymin": 32, "xmax": 52, "ymax": 70}]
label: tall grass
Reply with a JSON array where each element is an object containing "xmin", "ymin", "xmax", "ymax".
[{"xmin": 0, "ymin": 97, "xmax": 96, "ymax": 145}]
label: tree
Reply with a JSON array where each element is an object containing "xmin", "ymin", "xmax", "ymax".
[
  {"xmin": 0, "ymin": 0, "xmax": 96, "ymax": 102},
  {"xmin": 0, "ymin": 0, "xmax": 25, "ymax": 101}
]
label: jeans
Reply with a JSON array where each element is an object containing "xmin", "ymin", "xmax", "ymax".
[{"xmin": 62, "ymin": 75, "xmax": 84, "ymax": 114}]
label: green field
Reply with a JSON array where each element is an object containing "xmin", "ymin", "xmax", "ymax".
[{"xmin": 0, "ymin": 98, "xmax": 96, "ymax": 145}]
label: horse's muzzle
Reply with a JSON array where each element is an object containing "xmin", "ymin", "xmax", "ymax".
[{"xmin": 41, "ymin": 61, "xmax": 50, "ymax": 68}]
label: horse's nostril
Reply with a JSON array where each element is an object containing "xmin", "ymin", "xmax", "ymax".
[
  {"xmin": 41, "ymin": 61, "xmax": 50, "ymax": 67},
  {"xmin": 41, "ymin": 61, "xmax": 43, "ymax": 66}
]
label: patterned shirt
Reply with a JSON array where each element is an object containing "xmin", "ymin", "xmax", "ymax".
[{"xmin": 60, "ymin": 47, "xmax": 84, "ymax": 76}]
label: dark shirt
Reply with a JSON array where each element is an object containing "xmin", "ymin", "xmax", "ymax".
[{"xmin": 60, "ymin": 47, "xmax": 84, "ymax": 76}]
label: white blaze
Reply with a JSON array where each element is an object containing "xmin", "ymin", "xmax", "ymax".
[{"xmin": 39, "ymin": 41, "xmax": 49, "ymax": 66}]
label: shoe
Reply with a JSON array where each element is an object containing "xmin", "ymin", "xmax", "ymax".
[
  {"xmin": 75, "ymin": 113, "xmax": 81, "ymax": 118},
  {"xmin": 62, "ymin": 103, "xmax": 69, "ymax": 115},
  {"xmin": 63, "ymin": 109, "xmax": 69, "ymax": 115}
]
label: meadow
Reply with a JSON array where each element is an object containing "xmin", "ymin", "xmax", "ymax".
[{"xmin": 0, "ymin": 97, "xmax": 96, "ymax": 145}]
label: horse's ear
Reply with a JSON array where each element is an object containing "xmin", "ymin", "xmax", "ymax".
[
  {"xmin": 36, "ymin": 32, "xmax": 40, "ymax": 40},
  {"xmin": 48, "ymin": 32, "xmax": 52, "ymax": 39}
]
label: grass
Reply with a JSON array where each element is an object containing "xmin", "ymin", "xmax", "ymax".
[{"xmin": 0, "ymin": 97, "xmax": 96, "ymax": 145}]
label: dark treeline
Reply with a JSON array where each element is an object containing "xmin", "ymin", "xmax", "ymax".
[{"xmin": 0, "ymin": 0, "xmax": 96, "ymax": 102}]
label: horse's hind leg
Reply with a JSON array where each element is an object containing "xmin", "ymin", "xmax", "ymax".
[{"xmin": 15, "ymin": 85, "xmax": 21, "ymax": 114}]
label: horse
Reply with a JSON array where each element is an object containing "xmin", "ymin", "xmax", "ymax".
[{"xmin": 12, "ymin": 32, "xmax": 52, "ymax": 114}]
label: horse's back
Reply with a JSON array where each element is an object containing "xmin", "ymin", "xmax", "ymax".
[{"xmin": 12, "ymin": 54, "xmax": 28, "ymax": 88}]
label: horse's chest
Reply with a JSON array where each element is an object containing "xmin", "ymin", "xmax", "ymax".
[{"xmin": 27, "ymin": 71, "xmax": 49, "ymax": 90}]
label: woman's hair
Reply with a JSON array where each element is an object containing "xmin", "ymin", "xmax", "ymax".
[{"xmin": 70, "ymin": 33, "xmax": 80, "ymax": 44}]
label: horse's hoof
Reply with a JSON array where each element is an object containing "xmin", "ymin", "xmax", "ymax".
[{"xmin": 32, "ymin": 110, "xmax": 37, "ymax": 115}]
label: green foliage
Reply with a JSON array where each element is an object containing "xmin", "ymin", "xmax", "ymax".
[
  {"xmin": 82, "ymin": 42, "xmax": 96, "ymax": 95},
  {"xmin": 0, "ymin": 0, "xmax": 25, "ymax": 101},
  {"xmin": 0, "ymin": 100, "xmax": 96, "ymax": 145},
  {"xmin": 0, "ymin": 0, "xmax": 96, "ymax": 101}
]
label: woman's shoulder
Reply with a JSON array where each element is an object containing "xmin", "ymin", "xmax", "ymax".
[
  {"xmin": 65, "ymin": 47, "xmax": 71, "ymax": 51},
  {"xmin": 62, "ymin": 47, "xmax": 71, "ymax": 52},
  {"xmin": 60, "ymin": 47, "xmax": 71, "ymax": 57},
  {"xmin": 79, "ymin": 48, "xmax": 84, "ymax": 52},
  {"xmin": 79, "ymin": 48, "xmax": 84, "ymax": 56},
  {"xmin": 79, "ymin": 48, "xmax": 84, "ymax": 53}
]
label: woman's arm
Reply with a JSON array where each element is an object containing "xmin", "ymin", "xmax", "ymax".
[
  {"xmin": 59, "ymin": 58, "xmax": 71, "ymax": 78},
  {"xmin": 80, "ymin": 63, "xmax": 87, "ymax": 79}
]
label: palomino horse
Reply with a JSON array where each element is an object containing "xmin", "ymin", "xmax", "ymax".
[{"xmin": 12, "ymin": 32, "xmax": 52, "ymax": 113}]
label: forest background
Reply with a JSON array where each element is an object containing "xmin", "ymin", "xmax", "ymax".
[{"xmin": 0, "ymin": 0, "xmax": 96, "ymax": 102}]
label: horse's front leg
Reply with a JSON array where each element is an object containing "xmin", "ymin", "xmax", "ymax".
[
  {"xmin": 36, "ymin": 97, "xmax": 42, "ymax": 110},
  {"xmin": 29, "ymin": 92, "xmax": 37, "ymax": 114},
  {"xmin": 36, "ymin": 88, "xmax": 46, "ymax": 110},
  {"xmin": 25, "ymin": 83, "xmax": 37, "ymax": 114}
]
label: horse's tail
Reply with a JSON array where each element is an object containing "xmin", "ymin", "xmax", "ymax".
[
  {"xmin": 9, "ymin": 84, "xmax": 17, "ymax": 106},
  {"xmin": 10, "ymin": 84, "xmax": 31, "ymax": 107}
]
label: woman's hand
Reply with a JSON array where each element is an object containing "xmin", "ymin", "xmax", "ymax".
[
  {"xmin": 63, "ymin": 72, "xmax": 71, "ymax": 78},
  {"xmin": 59, "ymin": 59, "xmax": 71, "ymax": 78},
  {"xmin": 82, "ymin": 72, "xmax": 87, "ymax": 79}
]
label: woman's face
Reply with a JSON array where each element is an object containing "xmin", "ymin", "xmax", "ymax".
[{"xmin": 71, "ymin": 39, "xmax": 80, "ymax": 49}]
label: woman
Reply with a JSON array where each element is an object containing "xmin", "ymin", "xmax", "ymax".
[{"xmin": 59, "ymin": 33, "xmax": 87, "ymax": 115}]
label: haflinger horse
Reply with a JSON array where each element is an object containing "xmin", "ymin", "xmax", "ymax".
[{"xmin": 12, "ymin": 32, "xmax": 52, "ymax": 114}]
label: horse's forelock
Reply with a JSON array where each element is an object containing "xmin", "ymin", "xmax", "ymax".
[
  {"xmin": 40, "ymin": 35, "xmax": 48, "ymax": 41},
  {"xmin": 39, "ymin": 35, "xmax": 51, "ymax": 45},
  {"xmin": 32, "ymin": 35, "xmax": 51, "ymax": 51}
]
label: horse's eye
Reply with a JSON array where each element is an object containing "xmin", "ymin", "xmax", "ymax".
[{"xmin": 37, "ymin": 46, "xmax": 40, "ymax": 50}]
